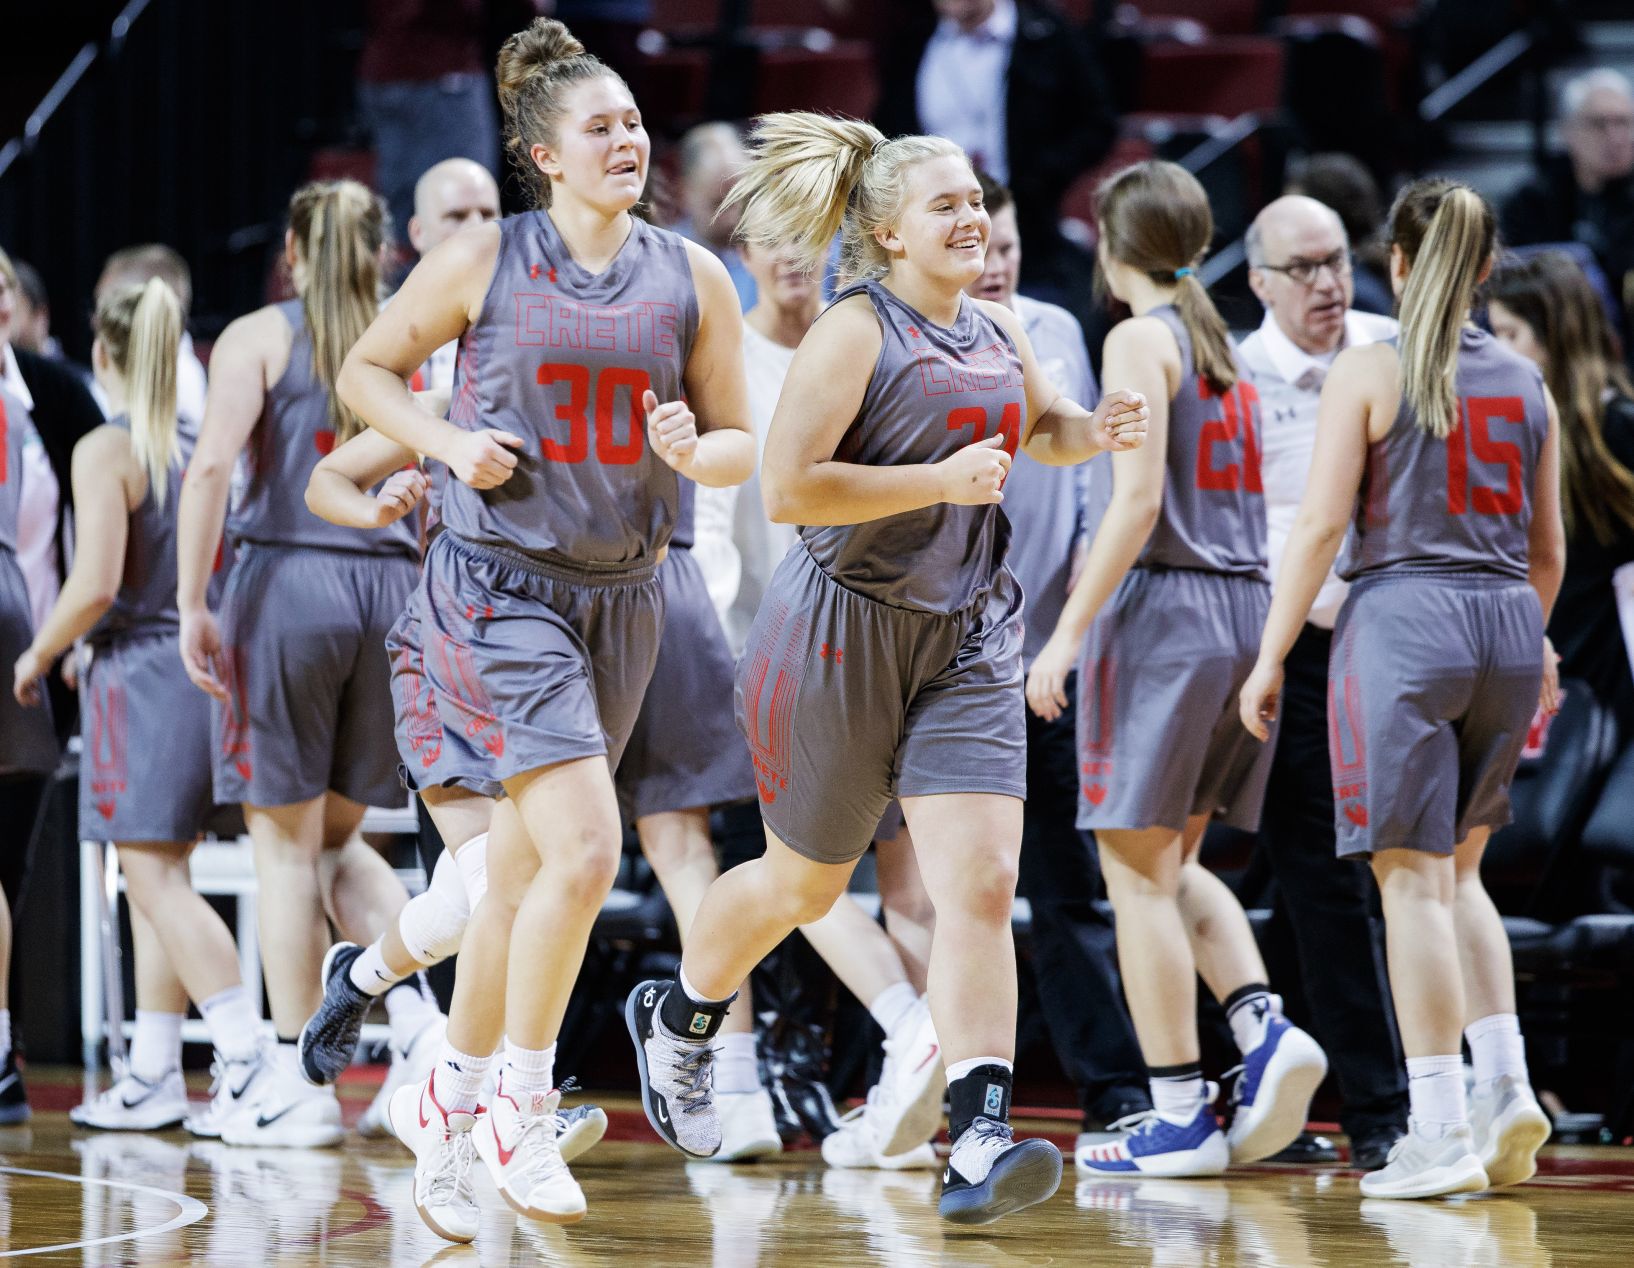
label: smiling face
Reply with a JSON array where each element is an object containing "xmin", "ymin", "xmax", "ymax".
[
  {"xmin": 877, "ymin": 154, "xmax": 988, "ymax": 288},
  {"xmin": 970, "ymin": 203, "xmax": 1020, "ymax": 307},
  {"xmin": 532, "ymin": 75, "xmax": 650, "ymax": 215}
]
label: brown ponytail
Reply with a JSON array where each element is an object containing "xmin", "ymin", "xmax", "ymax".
[
  {"xmin": 288, "ymin": 180, "xmax": 386, "ymax": 443},
  {"xmin": 1389, "ymin": 178, "xmax": 1496, "ymax": 439},
  {"xmin": 94, "ymin": 279, "xmax": 181, "ymax": 507},
  {"xmin": 1096, "ymin": 161, "xmax": 1236, "ymax": 394},
  {"xmin": 497, "ymin": 18, "xmax": 625, "ymax": 208}
]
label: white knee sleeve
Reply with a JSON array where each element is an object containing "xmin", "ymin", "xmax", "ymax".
[
  {"xmin": 398, "ymin": 848, "xmax": 471, "ymax": 965},
  {"xmin": 454, "ymin": 832, "xmax": 489, "ymax": 908}
]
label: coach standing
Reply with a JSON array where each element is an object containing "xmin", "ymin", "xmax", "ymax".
[{"xmin": 1238, "ymin": 195, "xmax": 1408, "ymax": 1171}]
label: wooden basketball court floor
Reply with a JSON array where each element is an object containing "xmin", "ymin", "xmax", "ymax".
[{"xmin": 4, "ymin": 1068, "xmax": 1629, "ymax": 1264}]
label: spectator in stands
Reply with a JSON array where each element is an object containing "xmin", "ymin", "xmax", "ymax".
[
  {"xmin": 1284, "ymin": 152, "xmax": 1394, "ymax": 317},
  {"xmin": 1501, "ymin": 69, "xmax": 1634, "ymax": 343},
  {"xmin": 671, "ymin": 123, "xmax": 756, "ymax": 310},
  {"xmin": 1238, "ymin": 195, "xmax": 1409, "ymax": 1171},
  {"xmin": 8, "ymin": 261, "xmax": 59, "ymax": 360},
  {"xmin": 406, "ymin": 158, "xmax": 502, "ymax": 392},
  {"xmin": 1489, "ymin": 251, "xmax": 1634, "ymax": 731},
  {"xmin": 874, "ymin": 1, "xmax": 1116, "ymax": 302},
  {"xmin": 356, "ymin": 0, "xmax": 509, "ymax": 240},
  {"xmin": 94, "ymin": 246, "xmax": 207, "ymax": 429}
]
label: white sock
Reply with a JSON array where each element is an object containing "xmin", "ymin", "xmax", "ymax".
[
  {"xmin": 129, "ymin": 1010, "xmax": 184, "ymax": 1083},
  {"xmin": 1226, "ymin": 989, "xmax": 1279, "ymax": 1055},
  {"xmin": 1406, "ymin": 1054, "xmax": 1468, "ymax": 1136},
  {"xmin": 716, "ymin": 1032, "xmax": 762, "ymax": 1094},
  {"xmin": 1465, "ymin": 1013, "xmax": 1527, "ymax": 1091},
  {"xmin": 454, "ymin": 833, "xmax": 489, "ymax": 907},
  {"xmin": 349, "ymin": 943, "xmax": 403, "ymax": 998},
  {"xmin": 1149, "ymin": 1067, "xmax": 1206, "ymax": 1123},
  {"xmin": 868, "ymin": 982, "xmax": 920, "ymax": 1038},
  {"xmin": 436, "ymin": 1041, "xmax": 493, "ymax": 1116},
  {"xmin": 501, "ymin": 1038, "xmax": 556, "ymax": 1099},
  {"xmin": 678, "ymin": 965, "xmax": 732, "ymax": 1007},
  {"xmin": 945, "ymin": 1055, "xmax": 1013, "ymax": 1085},
  {"xmin": 0, "ymin": 1008, "xmax": 13, "ymax": 1060},
  {"xmin": 199, "ymin": 985, "xmax": 262, "ymax": 1064},
  {"xmin": 384, "ymin": 980, "xmax": 440, "ymax": 1052}
]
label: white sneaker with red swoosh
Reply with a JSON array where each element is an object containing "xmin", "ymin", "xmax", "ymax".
[
  {"xmin": 871, "ymin": 994, "xmax": 946, "ymax": 1156},
  {"xmin": 385, "ymin": 1071, "xmax": 479, "ymax": 1243},
  {"xmin": 472, "ymin": 1074, "xmax": 586, "ymax": 1224}
]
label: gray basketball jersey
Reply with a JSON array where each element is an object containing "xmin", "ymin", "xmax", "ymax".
[
  {"xmin": 88, "ymin": 416, "xmax": 191, "ymax": 644},
  {"xmin": 1086, "ymin": 305, "xmax": 1268, "ymax": 577},
  {"xmin": 801, "ymin": 282, "xmax": 1026, "ymax": 614},
  {"xmin": 0, "ymin": 384, "xmax": 27, "ymax": 555},
  {"xmin": 1340, "ymin": 330, "xmax": 1547, "ymax": 582},
  {"xmin": 672, "ymin": 478, "xmax": 695, "ymax": 552},
  {"xmin": 230, "ymin": 299, "xmax": 419, "ymax": 557},
  {"xmin": 441, "ymin": 211, "xmax": 699, "ymax": 567}
]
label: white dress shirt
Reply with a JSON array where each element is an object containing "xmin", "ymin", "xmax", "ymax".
[
  {"xmin": 1236, "ymin": 307, "xmax": 1397, "ymax": 629},
  {"xmin": 2, "ymin": 344, "xmax": 62, "ymax": 632},
  {"xmin": 916, "ymin": 0, "xmax": 1016, "ymax": 183}
]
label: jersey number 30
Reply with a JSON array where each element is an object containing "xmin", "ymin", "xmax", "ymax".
[{"xmin": 536, "ymin": 363, "xmax": 651, "ymax": 465}]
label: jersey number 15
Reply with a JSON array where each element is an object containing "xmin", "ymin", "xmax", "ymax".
[{"xmin": 1446, "ymin": 396, "xmax": 1524, "ymax": 515}]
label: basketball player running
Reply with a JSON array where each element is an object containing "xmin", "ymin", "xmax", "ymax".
[
  {"xmin": 336, "ymin": 19, "xmax": 752, "ymax": 1241},
  {"xmin": 176, "ymin": 181, "xmax": 437, "ymax": 1147},
  {"xmin": 1241, "ymin": 178, "xmax": 1561, "ymax": 1200},
  {"xmin": 13, "ymin": 281, "xmax": 267, "ymax": 1134},
  {"xmin": 624, "ymin": 114, "xmax": 1148, "ymax": 1226},
  {"xmin": 1029, "ymin": 161, "xmax": 1327, "ymax": 1179}
]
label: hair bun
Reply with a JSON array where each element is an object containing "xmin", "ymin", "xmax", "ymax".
[{"xmin": 497, "ymin": 18, "xmax": 586, "ymax": 112}]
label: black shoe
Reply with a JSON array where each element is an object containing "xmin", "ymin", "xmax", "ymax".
[
  {"xmin": 1350, "ymin": 1130, "xmax": 1400, "ymax": 1172},
  {"xmin": 625, "ymin": 980, "xmax": 722, "ymax": 1158},
  {"xmin": 0, "ymin": 1052, "xmax": 29, "ymax": 1126},
  {"xmin": 940, "ymin": 1118, "xmax": 1062, "ymax": 1225},
  {"xmin": 1265, "ymin": 1129, "xmax": 1341, "ymax": 1164},
  {"xmin": 297, "ymin": 942, "xmax": 371, "ymax": 1086}
]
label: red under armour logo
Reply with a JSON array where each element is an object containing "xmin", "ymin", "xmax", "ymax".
[
  {"xmin": 548, "ymin": 267, "xmax": 557, "ymax": 284},
  {"xmin": 529, "ymin": 264, "xmax": 541, "ymax": 280},
  {"xmin": 906, "ymin": 326, "xmax": 920, "ymax": 339},
  {"xmin": 96, "ymin": 799, "xmax": 116, "ymax": 820},
  {"xmin": 314, "ymin": 430, "xmax": 336, "ymax": 456},
  {"xmin": 818, "ymin": 643, "xmax": 843, "ymax": 664},
  {"xmin": 1083, "ymin": 784, "xmax": 1108, "ymax": 807},
  {"xmin": 1343, "ymin": 803, "xmax": 1369, "ymax": 827}
]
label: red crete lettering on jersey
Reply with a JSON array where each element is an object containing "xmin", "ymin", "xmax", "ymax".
[
  {"xmin": 913, "ymin": 342, "xmax": 1025, "ymax": 398},
  {"xmin": 513, "ymin": 295, "xmax": 681, "ymax": 357}
]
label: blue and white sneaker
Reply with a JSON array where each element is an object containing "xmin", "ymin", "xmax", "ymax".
[
  {"xmin": 1076, "ymin": 1100, "xmax": 1229, "ymax": 1177},
  {"xmin": 1224, "ymin": 1015, "xmax": 1328, "ymax": 1164}
]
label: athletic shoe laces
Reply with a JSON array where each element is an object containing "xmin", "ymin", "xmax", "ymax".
[
  {"xmin": 674, "ymin": 1044, "xmax": 717, "ymax": 1115},
  {"xmin": 514, "ymin": 1108, "xmax": 572, "ymax": 1186},
  {"xmin": 955, "ymin": 1116, "xmax": 1015, "ymax": 1176},
  {"xmin": 425, "ymin": 1126, "xmax": 477, "ymax": 1207}
]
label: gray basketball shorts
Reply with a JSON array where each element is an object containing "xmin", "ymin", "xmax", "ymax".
[
  {"xmin": 1328, "ymin": 574, "xmax": 1544, "ymax": 858},
  {"xmin": 387, "ymin": 531, "xmax": 664, "ymax": 793},
  {"xmin": 737, "ymin": 545, "xmax": 1027, "ymax": 866},
  {"xmin": 1076, "ymin": 567, "xmax": 1276, "ymax": 834},
  {"xmin": 81, "ymin": 632, "xmax": 216, "ymax": 842},
  {"xmin": 616, "ymin": 546, "xmax": 755, "ymax": 823},
  {"xmin": 0, "ymin": 551, "xmax": 57, "ymax": 777},
  {"xmin": 214, "ymin": 544, "xmax": 417, "ymax": 809}
]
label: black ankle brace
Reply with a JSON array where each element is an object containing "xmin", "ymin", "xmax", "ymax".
[{"xmin": 659, "ymin": 980, "xmax": 737, "ymax": 1042}]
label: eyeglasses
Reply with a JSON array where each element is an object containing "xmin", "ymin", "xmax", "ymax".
[{"xmin": 1255, "ymin": 250, "xmax": 1352, "ymax": 287}]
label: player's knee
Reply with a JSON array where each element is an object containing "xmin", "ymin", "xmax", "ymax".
[
  {"xmin": 951, "ymin": 856, "xmax": 1019, "ymax": 926},
  {"xmin": 556, "ymin": 824, "xmax": 623, "ymax": 905},
  {"xmin": 398, "ymin": 854, "xmax": 471, "ymax": 964}
]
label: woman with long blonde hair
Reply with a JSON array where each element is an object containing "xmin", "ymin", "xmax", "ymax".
[
  {"xmin": 1241, "ymin": 178, "xmax": 1564, "ymax": 1199},
  {"xmin": 175, "ymin": 180, "xmax": 437, "ymax": 1148}
]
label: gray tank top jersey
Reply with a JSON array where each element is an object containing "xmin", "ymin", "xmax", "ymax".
[
  {"xmin": 801, "ymin": 282, "xmax": 1026, "ymax": 614},
  {"xmin": 1341, "ymin": 330, "xmax": 1547, "ymax": 582},
  {"xmin": 0, "ymin": 384, "xmax": 27, "ymax": 554},
  {"xmin": 1086, "ymin": 305, "xmax": 1268, "ymax": 577},
  {"xmin": 442, "ymin": 211, "xmax": 699, "ymax": 567},
  {"xmin": 230, "ymin": 299, "xmax": 418, "ymax": 557},
  {"xmin": 87, "ymin": 416, "xmax": 192, "ymax": 644},
  {"xmin": 672, "ymin": 478, "xmax": 695, "ymax": 551}
]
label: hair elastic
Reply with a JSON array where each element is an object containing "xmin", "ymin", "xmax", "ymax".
[
  {"xmin": 871, "ymin": 137, "xmax": 888, "ymax": 157},
  {"xmin": 1173, "ymin": 266, "xmax": 1194, "ymax": 280}
]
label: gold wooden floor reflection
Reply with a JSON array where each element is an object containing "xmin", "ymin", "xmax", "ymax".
[{"xmin": 6, "ymin": 1070, "xmax": 1631, "ymax": 1265}]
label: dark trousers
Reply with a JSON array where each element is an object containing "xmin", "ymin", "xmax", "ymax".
[
  {"xmin": 1260, "ymin": 624, "xmax": 1409, "ymax": 1140},
  {"xmin": 1017, "ymin": 674, "xmax": 1151, "ymax": 1124}
]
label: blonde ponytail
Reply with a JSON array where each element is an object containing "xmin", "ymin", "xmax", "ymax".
[
  {"xmin": 725, "ymin": 112, "xmax": 964, "ymax": 285},
  {"xmin": 288, "ymin": 180, "xmax": 386, "ymax": 443},
  {"xmin": 94, "ymin": 279, "xmax": 181, "ymax": 507},
  {"xmin": 1389, "ymin": 179, "xmax": 1496, "ymax": 439}
]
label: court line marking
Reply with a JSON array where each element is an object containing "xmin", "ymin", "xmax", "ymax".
[{"xmin": 0, "ymin": 1165, "xmax": 208, "ymax": 1258}]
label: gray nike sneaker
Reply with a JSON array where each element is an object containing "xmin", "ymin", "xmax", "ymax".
[
  {"xmin": 1359, "ymin": 1120, "xmax": 1488, "ymax": 1200},
  {"xmin": 1468, "ymin": 1075, "xmax": 1550, "ymax": 1188},
  {"xmin": 625, "ymin": 980, "xmax": 721, "ymax": 1158}
]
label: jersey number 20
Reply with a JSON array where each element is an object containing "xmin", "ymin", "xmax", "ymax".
[
  {"xmin": 1196, "ymin": 380, "xmax": 1263, "ymax": 493},
  {"xmin": 536, "ymin": 363, "xmax": 651, "ymax": 465}
]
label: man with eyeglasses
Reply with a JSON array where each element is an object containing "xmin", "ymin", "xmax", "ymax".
[
  {"xmin": 1501, "ymin": 68, "xmax": 1634, "ymax": 348},
  {"xmin": 1235, "ymin": 194, "xmax": 1406, "ymax": 1173}
]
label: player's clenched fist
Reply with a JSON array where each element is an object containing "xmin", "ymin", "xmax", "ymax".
[
  {"xmin": 645, "ymin": 388, "xmax": 699, "ymax": 473},
  {"xmin": 444, "ymin": 428, "xmax": 524, "ymax": 489},
  {"xmin": 938, "ymin": 434, "xmax": 1013, "ymax": 506}
]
